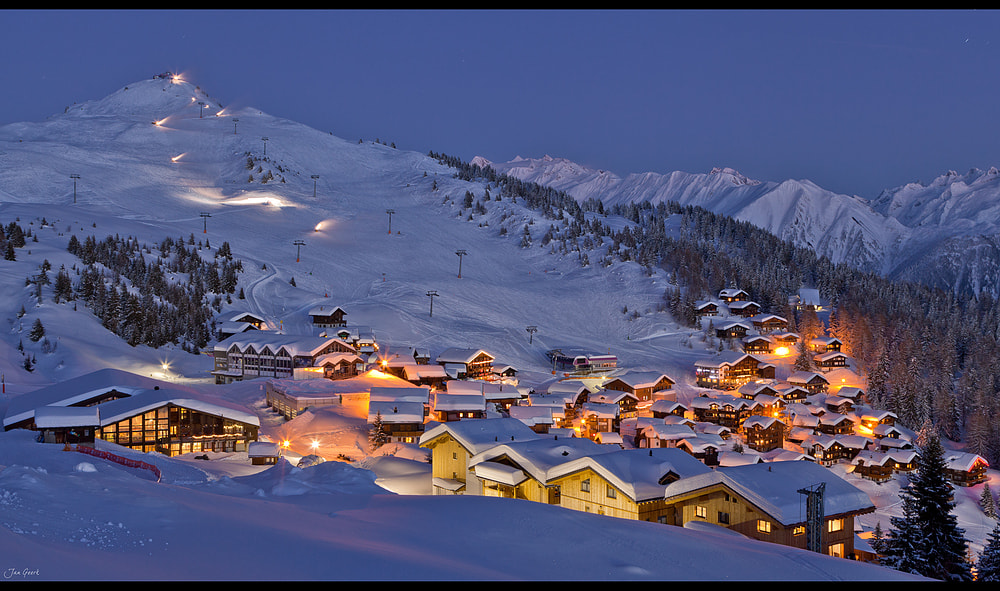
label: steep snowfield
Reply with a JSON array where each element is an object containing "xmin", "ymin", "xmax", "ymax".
[
  {"xmin": 480, "ymin": 155, "xmax": 1000, "ymax": 295},
  {"xmin": 0, "ymin": 75, "xmax": 984, "ymax": 581}
]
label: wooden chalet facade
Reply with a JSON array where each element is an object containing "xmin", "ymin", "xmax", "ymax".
[
  {"xmin": 212, "ymin": 334, "xmax": 357, "ymax": 384},
  {"xmin": 787, "ymin": 371, "xmax": 830, "ymax": 394},
  {"xmin": 308, "ymin": 305, "xmax": 347, "ymax": 328},
  {"xmin": 369, "ymin": 401, "xmax": 425, "ymax": 444},
  {"xmin": 662, "ymin": 461, "xmax": 876, "ymax": 559},
  {"xmin": 944, "ymin": 452, "xmax": 989, "ymax": 487},
  {"xmin": 742, "ymin": 416, "xmax": 786, "ymax": 452},
  {"xmin": 719, "ymin": 288, "xmax": 749, "ymax": 303},
  {"xmin": 602, "ymin": 372, "xmax": 675, "ymax": 402},
  {"xmin": 694, "ymin": 352, "xmax": 766, "ymax": 390},
  {"xmin": 714, "ymin": 321, "xmax": 750, "ymax": 340},
  {"xmin": 750, "ymin": 314, "xmax": 788, "ymax": 334},
  {"xmin": 690, "ymin": 394, "xmax": 761, "ymax": 430},
  {"xmin": 694, "ymin": 300, "xmax": 719, "ymax": 318},
  {"xmin": 815, "ymin": 351, "xmax": 848, "ymax": 371},
  {"xmin": 727, "ymin": 300, "xmax": 761, "ymax": 318},
  {"xmin": 742, "ymin": 335, "xmax": 773, "ymax": 355},
  {"xmin": 436, "ymin": 348, "xmax": 496, "ymax": 380}
]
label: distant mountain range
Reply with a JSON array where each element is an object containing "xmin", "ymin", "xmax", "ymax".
[{"xmin": 475, "ymin": 154, "xmax": 1000, "ymax": 298}]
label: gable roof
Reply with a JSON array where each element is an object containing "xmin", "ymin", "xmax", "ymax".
[
  {"xmin": 663, "ymin": 460, "xmax": 875, "ymax": 524},
  {"xmin": 419, "ymin": 418, "xmax": 539, "ymax": 454},
  {"xmin": 435, "ymin": 348, "xmax": 494, "ymax": 364}
]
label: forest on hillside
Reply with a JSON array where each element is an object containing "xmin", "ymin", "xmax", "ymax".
[{"xmin": 432, "ymin": 151, "xmax": 1000, "ymax": 465}]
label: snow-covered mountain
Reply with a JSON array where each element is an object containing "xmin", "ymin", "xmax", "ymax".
[{"xmin": 477, "ymin": 155, "xmax": 1000, "ymax": 296}]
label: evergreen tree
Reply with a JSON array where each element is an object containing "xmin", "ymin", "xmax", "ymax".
[
  {"xmin": 369, "ymin": 411, "xmax": 389, "ymax": 452},
  {"xmin": 884, "ymin": 434, "xmax": 972, "ymax": 581},
  {"xmin": 27, "ymin": 318, "xmax": 45, "ymax": 342},
  {"xmin": 982, "ymin": 483, "xmax": 997, "ymax": 519},
  {"xmin": 978, "ymin": 522, "xmax": 1000, "ymax": 582}
]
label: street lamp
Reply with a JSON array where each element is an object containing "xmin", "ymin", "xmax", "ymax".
[{"xmin": 455, "ymin": 249, "xmax": 467, "ymax": 278}]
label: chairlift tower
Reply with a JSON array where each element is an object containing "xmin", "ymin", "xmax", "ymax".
[
  {"xmin": 312, "ymin": 175, "xmax": 320, "ymax": 199},
  {"xmin": 200, "ymin": 212, "xmax": 211, "ymax": 234},
  {"xmin": 426, "ymin": 290, "xmax": 438, "ymax": 317},
  {"xmin": 527, "ymin": 326, "xmax": 538, "ymax": 344},
  {"xmin": 797, "ymin": 482, "xmax": 826, "ymax": 553},
  {"xmin": 455, "ymin": 250, "xmax": 467, "ymax": 278},
  {"xmin": 70, "ymin": 174, "xmax": 80, "ymax": 204},
  {"xmin": 294, "ymin": 239, "xmax": 305, "ymax": 263},
  {"xmin": 386, "ymin": 209, "xmax": 395, "ymax": 234}
]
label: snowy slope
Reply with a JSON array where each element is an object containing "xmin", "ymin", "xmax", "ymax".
[
  {"xmin": 479, "ymin": 155, "xmax": 1000, "ymax": 296},
  {"xmin": 0, "ymin": 75, "xmax": 983, "ymax": 581}
]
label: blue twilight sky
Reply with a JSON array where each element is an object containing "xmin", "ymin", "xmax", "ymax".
[{"xmin": 1, "ymin": 9, "xmax": 998, "ymax": 199}]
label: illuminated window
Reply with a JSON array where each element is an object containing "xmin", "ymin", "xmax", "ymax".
[
  {"xmin": 793, "ymin": 526, "xmax": 805, "ymax": 536},
  {"xmin": 757, "ymin": 519, "xmax": 771, "ymax": 533},
  {"xmin": 828, "ymin": 542, "xmax": 845, "ymax": 558},
  {"xmin": 696, "ymin": 506, "xmax": 707, "ymax": 518},
  {"xmin": 828, "ymin": 518, "xmax": 844, "ymax": 533}
]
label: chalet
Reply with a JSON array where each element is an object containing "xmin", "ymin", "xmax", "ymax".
[
  {"xmin": 943, "ymin": 452, "xmax": 989, "ymax": 487},
  {"xmin": 817, "ymin": 413, "xmax": 855, "ymax": 436},
  {"xmin": 815, "ymin": 351, "xmax": 849, "ymax": 371},
  {"xmin": 662, "ymin": 461, "xmax": 876, "ymax": 559},
  {"xmin": 543, "ymin": 448, "xmax": 712, "ymax": 523},
  {"xmin": 217, "ymin": 311, "xmax": 267, "ymax": 341},
  {"xmin": 804, "ymin": 434, "xmax": 870, "ymax": 465},
  {"xmin": 675, "ymin": 437, "xmax": 722, "ymax": 466},
  {"xmin": 690, "ymin": 394, "xmax": 761, "ymax": 430},
  {"xmin": 823, "ymin": 395, "xmax": 854, "ymax": 415},
  {"xmin": 211, "ymin": 333, "xmax": 357, "ymax": 384},
  {"xmin": 419, "ymin": 418, "xmax": 540, "ymax": 495},
  {"xmin": 436, "ymin": 348, "xmax": 496, "ymax": 380},
  {"xmin": 264, "ymin": 372, "xmax": 421, "ymax": 420},
  {"xmin": 714, "ymin": 320, "xmax": 750, "ymax": 340},
  {"xmin": 775, "ymin": 383, "xmax": 810, "ymax": 403},
  {"xmin": 695, "ymin": 422, "xmax": 733, "ymax": 441},
  {"xmin": 308, "ymin": 304, "xmax": 347, "ymax": 328},
  {"xmin": 369, "ymin": 400, "xmax": 425, "ymax": 444},
  {"xmin": 787, "ymin": 371, "xmax": 830, "ymax": 394},
  {"xmin": 851, "ymin": 450, "xmax": 894, "ymax": 483},
  {"xmin": 771, "ymin": 332, "xmax": 800, "ymax": 350},
  {"xmin": 749, "ymin": 314, "xmax": 788, "ymax": 334},
  {"xmin": 738, "ymin": 381, "xmax": 779, "ymax": 400},
  {"xmin": 717, "ymin": 450, "xmax": 764, "ymax": 467},
  {"xmin": 648, "ymin": 399, "xmax": 687, "ymax": 420},
  {"xmin": 594, "ymin": 432, "xmax": 624, "ymax": 447},
  {"xmin": 330, "ymin": 326, "xmax": 379, "ymax": 355},
  {"xmin": 836, "ymin": 387, "xmax": 867, "ymax": 406},
  {"xmin": 810, "ymin": 337, "xmax": 843, "ymax": 353},
  {"xmin": 491, "ymin": 363, "xmax": 518, "ymax": 383},
  {"xmin": 580, "ymin": 402, "xmax": 619, "ymax": 438},
  {"xmin": 248, "ymin": 441, "xmax": 281, "ymax": 465},
  {"xmin": 694, "ymin": 352, "xmax": 765, "ymax": 390},
  {"xmin": 447, "ymin": 380, "xmax": 525, "ymax": 412},
  {"xmin": 432, "ymin": 393, "xmax": 487, "ymax": 422},
  {"xmin": 694, "ymin": 300, "xmax": 719, "ymax": 318},
  {"xmin": 314, "ymin": 352, "xmax": 364, "ymax": 380},
  {"xmin": 741, "ymin": 416, "xmax": 786, "ymax": 452},
  {"xmin": 742, "ymin": 334, "xmax": 774, "ymax": 355},
  {"xmin": 639, "ymin": 423, "xmax": 697, "ymax": 449},
  {"xmin": 401, "ymin": 364, "xmax": 449, "ymax": 389},
  {"xmin": 793, "ymin": 288, "xmax": 823, "ymax": 311},
  {"xmin": 508, "ymin": 405, "xmax": 555, "ymax": 434},
  {"xmin": 726, "ymin": 300, "xmax": 761, "ymax": 318},
  {"xmin": 602, "ymin": 371, "xmax": 675, "ymax": 402},
  {"xmin": 589, "ymin": 389, "xmax": 640, "ymax": 422},
  {"xmin": 752, "ymin": 394, "xmax": 786, "ymax": 421},
  {"xmin": 719, "ymin": 288, "xmax": 749, "ymax": 303}
]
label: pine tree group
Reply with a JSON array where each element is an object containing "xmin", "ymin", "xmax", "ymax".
[
  {"xmin": 882, "ymin": 434, "xmax": 972, "ymax": 581},
  {"xmin": 978, "ymin": 522, "xmax": 1000, "ymax": 582}
]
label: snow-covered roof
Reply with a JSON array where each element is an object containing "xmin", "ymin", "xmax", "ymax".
[
  {"xmin": 419, "ymin": 418, "xmax": 539, "ymax": 454},
  {"xmin": 95, "ymin": 388, "xmax": 261, "ymax": 428},
  {"xmin": 508, "ymin": 405, "xmax": 554, "ymax": 426},
  {"xmin": 605, "ymin": 370, "xmax": 674, "ymax": 389},
  {"xmin": 370, "ymin": 386, "xmax": 430, "ymax": 403},
  {"xmin": 435, "ymin": 348, "xmax": 494, "ymax": 364},
  {"xmin": 433, "ymin": 393, "xmax": 486, "ymax": 411},
  {"xmin": 694, "ymin": 351, "xmax": 758, "ymax": 368},
  {"xmin": 307, "ymin": 304, "xmax": 345, "ymax": 317},
  {"xmin": 369, "ymin": 401, "xmax": 425, "ymax": 423},
  {"xmin": 944, "ymin": 451, "xmax": 988, "ymax": 472},
  {"xmin": 247, "ymin": 441, "xmax": 280, "ymax": 457},
  {"xmin": 214, "ymin": 332, "xmax": 352, "ymax": 357},
  {"xmin": 663, "ymin": 460, "xmax": 875, "ymax": 524},
  {"xmin": 401, "ymin": 364, "xmax": 449, "ymax": 381},
  {"xmin": 742, "ymin": 415, "xmax": 783, "ymax": 429},
  {"xmin": 4, "ymin": 368, "xmax": 194, "ymax": 428},
  {"xmin": 548, "ymin": 448, "xmax": 713, "ymax": 503},
  {"xmin": 34, "ymin": 405, "xmax": 100, "ymax": 428}
]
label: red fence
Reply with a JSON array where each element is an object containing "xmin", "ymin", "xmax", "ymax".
[{"xmin": 73, "ymin": 444, "xmax": 162, "ymax": 482}]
